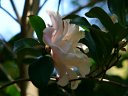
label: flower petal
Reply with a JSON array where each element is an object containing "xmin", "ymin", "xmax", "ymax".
[
  {"xmin": 43, "ymin": 27, "xmax": 55, "ymax": 46},
  {"xmin": 47, "ymin": 11, "xmax": 63, "ymax": 43}
]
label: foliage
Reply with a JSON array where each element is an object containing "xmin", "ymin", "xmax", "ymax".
[{"xmin": 0, "ymin": 0, "xmax": 128, "ymax": 96}]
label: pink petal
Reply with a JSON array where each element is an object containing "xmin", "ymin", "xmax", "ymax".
[{"xmin": 43, "ymin": 27, "xmax": 54, "ymax": 46}]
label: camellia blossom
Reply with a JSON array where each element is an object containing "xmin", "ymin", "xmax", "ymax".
[{"xmin": 43, "ymin": 11, "xmax": 90, "ymax": 89}]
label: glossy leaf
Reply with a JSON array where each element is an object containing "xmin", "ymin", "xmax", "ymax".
[
  {"xmin": 29, "ymin": 15, "xmax": 46, "ymax": 44},
  {"xmin": 85, "ymin": 7, "xmax": 114, "ymax": 32},
  {"xmin": 28, "ymin": 56, "xmax": 54, "ymax": 89},
  {"xmin": 63, "ymin": 14, "xmax": 91, "ymax": 31},
  {"xmin": 64, "ymin": 15, "xmax": 91, "ymax": 27},
  {"xmin": 13, "ymin": 38, "xmax": 40, "ymax": 52}
]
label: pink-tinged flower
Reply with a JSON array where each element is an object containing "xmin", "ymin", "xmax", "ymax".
[{"xmin": 43, "ymin": 11, "xmax": 90, "ymax": 89}]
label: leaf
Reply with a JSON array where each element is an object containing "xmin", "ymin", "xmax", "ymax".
[
  {"xmin": 83, "ymin": 28, "xmax": 113, "ymax": 66},
  {"xmin": 91, "ymin": 28, "xmax": 113, "ymax": 65},
  {"xmin": 5, "ymin": 85, "xmax": 20, "ymax": 96},
  {"xmin": 29, "ymin": 15, "xmax": 46, "ymax": 44},
  {"xmin": 16, "ymin": 48, "xmax": 42, "ymax": 64},
  {"xmin": 63, "ymin": 15, "xmax": 91, "ymax": 31},
  {"xmin": 28, "ymin": 56, "xmax": 54, "ymax": 89},
  {"xmin": 13, "ymin": 38, "xmax": 40, "ymax": 52},
  {"xmin": 85, "ymin": 7, "xmax": 114, "ymax": 32},
  {"xmin": 108, "ymin": 0, "xmax": 126, "ymax": 25},
  {"xmin": 112, "ymin": 23, "xmax": 128, "ymax": 43}
]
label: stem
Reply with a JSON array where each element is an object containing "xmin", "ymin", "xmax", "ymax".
[
  {"xmin": 0, "ymin": 78, "xmax": 30, "ymax": 89},
  {"xmin": 19, "ymin": 0, "xmax": 30, "ymax": 96},
  {"xmin": 69, "ymin": 77, "xmax": 128, "ymax": 88},
  {"xmin": 63, "ymin": 0, "xmax": 105, "ymax": 19},
  {"xmin": 57, "ymin": 0, "xmax": 61, "ymax": 12},
  {"xmin": 36, "ymin": 0, "xmax": 47, "ymax": 14}
]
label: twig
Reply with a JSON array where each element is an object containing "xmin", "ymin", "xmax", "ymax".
[
  {"xmin": 63, "ymin": 0, "xmax": 105, "ymax": 18},
  {"xmin": 36, "ymin": 0, "xmax": 47, "ymax": 14},
  {"xmin": 1, "ymin": 77, "xmax": 128, "ymax": 90},
  {"xmin": 0, "ymin": 6, "xmax": 19, "ymax": 23},
  {"xmin": 0, "ymin": 78, "xmax": 30, "ymax": 89},
  {"xmin": 69, "ymin": 77, "xmax": 128, "ymax": 88},
  {"xmin": 57, "ymin": 0, "xmax": 61, "ymax": 12},
  {"xmin": 10, "ymin": 0, "xmax": 20, "ymax": 22},
  {"xmin": 0, "ymin": 64, "xmax": 20, "ymax": 91}
]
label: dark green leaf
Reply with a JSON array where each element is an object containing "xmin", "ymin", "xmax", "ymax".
[
  {"xmin": 83, "ymin": 28, "xmax": 113, "ymax": 66},
  {"xmin": 63, "ymin": 15, "xmax": 91, "ymax": 31},
  {"xmin": 28, "ymin": 56, "xmax": 54, "ymax": 89},
  {"xmin": 16, "ymin": 48, "xmax": 42, "ymax": 64},
  {"xmin": 85, "ymin": 7, "xmax": 114, "ymax": 31},
  {"xmin": 108, "ymin": 0, "xmax": 126, "ymax": 25},
  {"xmin": 29, "ymin": 15, "xmax": 46, "ymax": 44},
  {"xmin": 13, "ymin": 38, "xmax": 40, "ymax": 52},
  {"xmin": 90, "ymin": 28, "xmax": 113, "ymax": 65},
  {"xmin": 112, "ymin": 23, "xmax": 128, "ymax": 43}
]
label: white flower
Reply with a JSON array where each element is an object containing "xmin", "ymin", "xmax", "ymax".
[{"xmin": 43, "ymin": 11, "xmax": 90, "ymax": 89}]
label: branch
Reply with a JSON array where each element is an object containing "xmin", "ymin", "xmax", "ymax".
[
  {"xmin": 10, "ymin": 0, "xmax": 20, "ymax": 22},
  {"xmin": 1, "ymin": 77, "xmax": 128, "ymax": 90},
  {"xmin": 20, "ymin": 0, "xmax": 30, "ymax": 37},
  {"xmin": 0, "ymin": 6, "xmax": 19, "ymax": 23},
  {"xmin": 69, "ymin": 77, "xmax": 128, "ymax": 88},
  {"xmin": 0, "ymin": 63, "xmax": 20, "ymax": 91},
  {"xmin": 0, "ymin": 78, "xmax": 30, "ymax": 89},
  {"xmin": 63, "ymin": 0, "xmax": 105, "ymax": 18},
  {"xmin": 57, "ymin": 0, "xmax": 61, "ymax": 12},
  {"xmin": 36, "ymin": 0, "xmax": 47, "ymax": 14}
]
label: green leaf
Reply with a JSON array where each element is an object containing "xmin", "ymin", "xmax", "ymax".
[
  {"xmin": 5, "ymin": 85, "xmax": 20, "ymax": 96},
  {"xmin": 108, "ymin": 0, "xmax": 126, "ymax": 25},
  {"xmin": 112, "ymin": 23, "xmax": 128, "ymax": 43},
  {"xmin": 63, "ymin": 15, "xmax": 91, "ymax": 31},
  {"xmin": 28, "ymin": 56, "xmax": 54, "ymax": 89},
  {"xmin": 29, "ymin": 15, "xmax": 46, "ymax": 44},
  {"xmin": 83, "ymin": 28, "xmax": 113, "ymax": 66},
  {"xmin": 85, "ymin": 7, "xmax": 114, "ymax": 32},
  {"xmin": 16, "ymin": 48, "xmax": 42, "ymax": 64},
  {"xmin": 13, "ymin": 38, "xmax": 40, "ymax": 52}
]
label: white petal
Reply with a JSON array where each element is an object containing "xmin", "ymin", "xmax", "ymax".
[
  {"xmin": 43, "ymin": 27, "xmax": 55, "ymax": 46},
  {"xmin": 47, "ymin": 11, "xmax": 63, "ymax": 43}
]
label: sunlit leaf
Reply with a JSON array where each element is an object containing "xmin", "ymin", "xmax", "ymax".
[{"xmin": 29, "ymin": 15, "xmax": 46, "ymax": 44}]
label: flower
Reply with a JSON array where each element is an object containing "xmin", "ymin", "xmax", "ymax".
[{"xmin": 43, "ymin": 11, "xmax": 90, "ymax": 89}]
